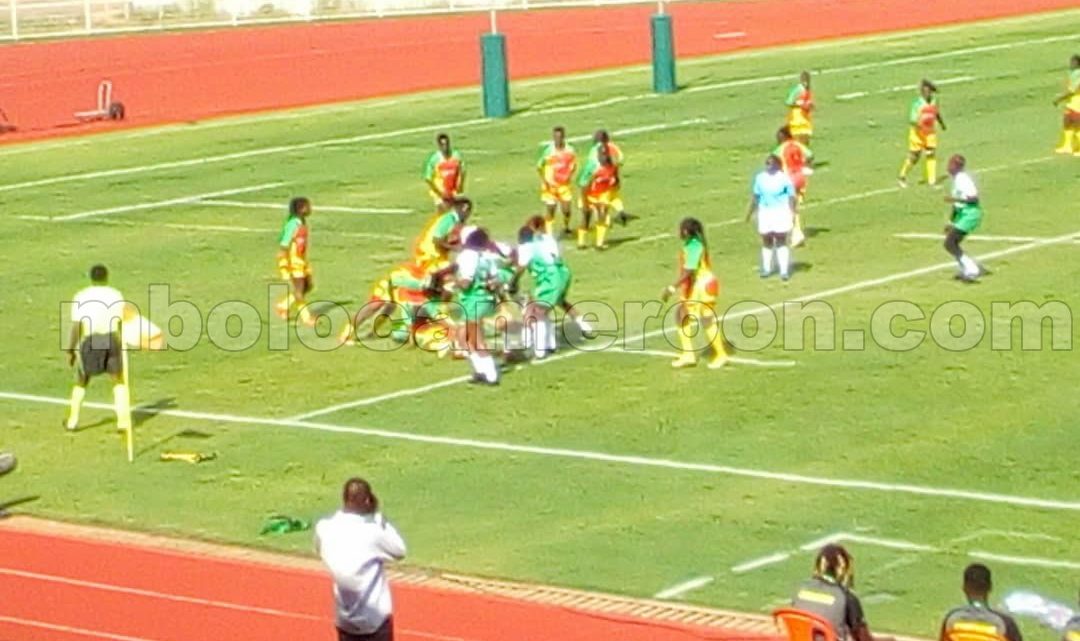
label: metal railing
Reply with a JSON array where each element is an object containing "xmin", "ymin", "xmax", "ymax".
[{"xmin": 0, "ymin": 0, "xmax": 674, "ymax": 41}]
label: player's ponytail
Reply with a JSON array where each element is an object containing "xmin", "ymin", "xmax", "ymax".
[{"xmin": 814, "ymin": 544, "xmax": 855, "ymax": 588}]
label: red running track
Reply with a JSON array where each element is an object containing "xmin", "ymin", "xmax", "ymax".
[
  {"xmin": 0, "ymin": 0, "xmax": 1075, "ymax": 143},
  {"xmin": 0, "ymin": 526, "xmax": 777, "ymax": 641}
]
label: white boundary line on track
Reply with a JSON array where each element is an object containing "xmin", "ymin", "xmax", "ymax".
[
  {"xmin": 654, "ymin": 576, "xmax": 715, "ymax": 599},
  {"xmin": 0, "ymin": 615, "xmax": 161, "ymax": 641},
  {"xmin": 50, "ymin": 184, "xmax": 287, "ymax": 222},
  {"xmin": 895, "ymin": 232, "xmax": 1080, "ymax": 244},
  {"xmin": 1, "ymin": 390, "xmax": 1078, "ymax": 512},
  {"xmin": 3, "ymin": 31, "xmax": 1076, "ymax": 195},
  {"xmin": 196, "ymin": 199, "xmax": 415, "ymax": 215}
]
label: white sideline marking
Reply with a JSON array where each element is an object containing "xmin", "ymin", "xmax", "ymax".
[
  {"xmin": 50, "ymin": 183, "xmax": 286, "ymax": 221},
  {"xmin": 0, "ymin": 615, "xmax": 160, "ymax": 641},
  {"xmin": 16, "ymin": 215, "xmax": 405, "ymax": 242},
  {"xmin": 0, "ymin": 567, "xmax": 321, "ymax": 621},
  {"xmin": 654, "ymin": 576, "xmax": 715, "ymax": 599},
  {"xmin": 840, "ymin": 534, "xmax": 937, "ymax": 553},
  {"xmin": 197, "ymin": 199, "xmax": 414, "ymax": 215},
  {"xmin": 289, "ymin": 376, "xmax": 474, "ymax": 421},
  {"xmin": 895, "ymin": 232, "xmax": 1080, "ymax": 244},
  {"xmin": 949, "ymin": 530, "xmax": 1062, "ymax": 544},
  {"xmin": 564, "ymin": 117, "xmax": 708, "ymax": 144},
  {"xmin": 713, "ymin": 31, "xmax": 747, "ymax": 40},
  {"xmin": 1, "ymin": 391, "xmax": 1078, "ymax": 512},
  {"xmin": 836, "ymin": 76, "xmax": 975, "ymax": 101},
  {"xmin": 609, "ymin": 347, "xmax": 797, "ymax": 368},
  {"xmin": 4, "ymin": 30, "xmax": 1074, "ymax": 195},
  {"xmin": 968, "ymin": 551, "xmax": 1080, "ymax": 571},
  {"xmin": 731, "ymin": 553, "xmax": 792, "ymax": 574}
]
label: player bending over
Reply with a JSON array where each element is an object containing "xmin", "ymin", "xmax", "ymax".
[
  {"xmin": 64, "ymin": 264, "xmax": 132, "ymax": 432},
  {"xmin": 661, "ymin": 218, "xmax": 728, "ymax": 369},
  {"xmin": 339, "ymin": 261, "xmax": 453, "ymax": 354},
  {"xmin": 747, "ymin": 155, "xmax": 798, "ymax": 281},
  {"xmin": 538, "ymin": 126, "xmax": 579, "ymax": 236},
  {"xmin": 1053, "ymin": 54, "xmax": 1080, "ymax": 155},
  {"xmin": 414, "ymin": 197, "xmax": 472, "ymax": 275},
  {"xmin": 423, "ymin": 133, "xmax": 466, "ymax": 214},
  {"xmin": 577, "ymin": 144, "xmax": 625, "ymax": 250},
  {"xmin": 899, "ymin": 80, "xmax": 947, "ymax": 187},
  {"xmin": 275, "ymin": 197, "xmax": 315, "ymax": 325},
  {"xmin": 455, "ymin": 228, "xmax": 504, "ymax": 385},
  {"xmin": 943, "ymin": 154, "xmax": 984, "ymax": 283}
]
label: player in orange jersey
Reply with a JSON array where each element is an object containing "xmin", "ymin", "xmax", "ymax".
[{"xmin": 774, "ymin": 126, "xmax": 814, "ymax": 246}]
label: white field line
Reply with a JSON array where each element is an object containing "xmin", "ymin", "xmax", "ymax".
[
  {"xmin": 622, "ymin": 218, "xmax": 741, "ymax": 248},
  {"xmin": 654, "ymin": 576, "xmax": 715, "ymax": 599},
  {"xmin": 731, "ymin": 552, "xmax": 792, "ymax": 574},
  {"xmin": 968, "ymin": 551, "xmax": 1080, "ymax": 571},
  {"xmin": 1, "ymin": 391, "xmax": 1078, "ymax": 512},
  {"xmin": 608, "ymin": 347, "xmax": 798, "ymax": 368},
  {"xmin": 564, "ymin": 117, "xmax": 708, "ymax": 144},
  {"xmin": 4, "ymin": 31, "xmax": 1074, "ymax": 195},
  {"xmin": 0, "ymin": 615, "xmax": 160, "ymax": 641},
  {"xmin": 949, "ymin": 530, "xmax": 1063, "ymax": 545},
  {"xmin": 0, "ymin": 567, "xmax": 322, "ymax": 621},
  {"xmin": 15, "ymin": 215, "xmax": 406, "ymax": 242},
  {"xmin": 735, "ymin": 532, "xmax": 933, "ymax": 575},
  {"xmin": 836, "ymin": 75, "xmax": 975, "ymax": 101},
  {"xmin": 289, "ymin": 376, "xmax": 474, "ymax": 421},
  {"xmin": 50, "ymin": 183, "xmax": 286, "ymax": 222},
  {"xmin": 895, "ymin": 232, "xmax": 1080, "ymax": 244},
  {"xmin": 196, "ymin": 199, "xmax": 415, "ymax": 215},
  {"xmin": 840, "ymin": 534, "xmax": 937, "ymax": 553}
]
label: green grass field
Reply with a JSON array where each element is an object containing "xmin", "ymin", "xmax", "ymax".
[{"xmin": 2, "ymin": 10, "xmax": 1078, "ymax": 640}]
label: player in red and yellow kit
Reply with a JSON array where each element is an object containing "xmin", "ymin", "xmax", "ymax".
[
  {"xmin": 538, "ymin": 126, "xmax": 579, "ymax": 236},
  {"xmin": 1052, "ymin": 54, "xmax": 1080, "ymax": 155},
  {"xmin": 275, "ymin": 197, "xmax": 314, "ymax": 325},
  {"xmin": 899, "ymin": 80, "xmax": 947, "ymax": 187},
  {"xmin": 339, "ymin": 261, "xmax": 452, "ymax": 353},
  {"xmin": 660, "ymin": 217, "xmax": 727, "ymax": 369},
  {"xmin": 775, "ymin": 126, "xmax": 814, "ymax": 246},
  {"xmin": 576, "ymin": 144, "xmax": 623, "ymax": 250},
  {"xmin": 785, "ymin": 71, "xmax": 814, "ymax": 145},
  {"xmin": 423, "ymin": 133, "xmax": 466, "ymax": 213},
  {"xmin": 413, "ymin": 197, "xmax": 472, "ymax": 275}
]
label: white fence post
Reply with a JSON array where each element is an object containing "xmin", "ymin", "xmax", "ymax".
[
  {"xmin": 84, "ymin": 0, "xmax": 93, "ymax": 31},
  {"xmin": 9, "ymin": 0, "xmax": 17, "ymax": 40}
]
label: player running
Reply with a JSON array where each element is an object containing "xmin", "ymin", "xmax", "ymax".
[
  {"xmin": 785, "ymin": 71, "xmax": 814, "ymax": 145},
  {"xmin": 413, "ymin": 197, "xmax": 472, "ymax": 274},
  {"xmin": 455, "ymin": 228, "xmax": 504, "ymax": 385},
  {"xmin": 423, "ymin": 133, "xmax": 466, "ymax": 213},
  {"xmin": 746, "ymin": 155, "xmax": 798, "ymax": 281},
  {"xmin": 898, "ymin": 80, "xmax": 947, "ymax": 188},
  {"xmin": 275, "ymin": 197, "xmax": 315, "ymax": 325},
  {"xmin": 943, "ymin": 154, "xmax": 984, "ymax": 283},
  {"xmin": 660, "ymin": 218, "xmax": 728, "ymax": 370},
  {"xmin": 1053, "ymin": 54, "xmax": 1080, "ymax": 155},
  {"xmin": 513, "ymin": 216, "xmax": 592, "ymax": 359},
  {"xmin": 774, "ymin": 126, "xmax": 814, "ymax": 247},
  {"xmin": 577, "ymin": 144, "xmax": 624, "ymax": 250},
  {"xmin": 538, "ymin": 126, "xmax": 579, "ymax": 236}
]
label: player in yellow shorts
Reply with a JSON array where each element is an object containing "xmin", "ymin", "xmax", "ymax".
[
  {"xmin": 660, "ymin": 217, "xmax": 727, "ymax": 369},
  {"xmin": 413, "ymin": 197, "xmax": 472, "ymax": 275},
  {"xmin": 423, "ymin": 133, "xmax": 466, "ymax": 213},
  {"xmin": 1053, "ymin": 54, "xmax": 1080, "ymax": 155},
  {"xmin": 275, "ymin": 197, "xmax": 314, "ymax": 325},
  {"xmin": 537, "ymin": 126, "xmax": 578, "ymax": 236},
  {"xmin": 576, "ymin": 145, "xmax": 624, "ymax": 250},
  {"xmin": 785, "ymin": 71, "xmax": 814, "ymax": 145},
  {"xmin": 899, "ymin": 80, "xmax": 947, "ymax": 187}
]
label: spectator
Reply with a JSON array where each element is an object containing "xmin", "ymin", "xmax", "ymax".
[
  {"xmin": 940, "ymin": 563, "xmax": 1022, "ymax": 641},
  {"xmin": 791, "ymin": 544, "xmax": 888, "ymax": 641},
  {"xmin": 315, "ymin": 478, "xmax": 406, "ymax": 641}
]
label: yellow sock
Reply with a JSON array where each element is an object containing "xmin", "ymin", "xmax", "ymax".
[
  {"xmin": 113, "ymin": 384, "xmax": 131, "ymax": 431},
  {"xmin": 576, "ymin": 228, "xmax": 587, "ymax": 247},
  {"xmin": 707, "ymin": 321, "xmax": 729, "ymax": 362},
  {"xmin": 66, "ymin": 385, "xmax": 86, "ymax": 429},
  {"xmin": 595, "ymin": 223, "xmax": 608, "ymax": 248},
  {"xmin": 926, "ymin": 156, "xmax": 937, "ymax": 185},
  {"xmin": 544, "ymin": 218, "xmax": 554, "ymax": 235},
  {"xmin": 1062, "ymin": 129, "xmax": 1077, "ymax": 150},
  {"xmin": 899, "ymin": 158, "xmax": 913, "ymax": 179},
  {"xmin": 297, "ymin": 304, "xmax": 314, "ymax": 325},
  {"xmin": 678, "ymin": 319, "xmax": 697, "ymax": 358}
]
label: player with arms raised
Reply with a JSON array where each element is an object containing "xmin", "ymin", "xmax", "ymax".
[
  {"xmin": 423, "ymin": 133, "xmax": 466, "ymax": 214},
  {"xmin": 785, "ymin": 71, "xmax": 814, "ymax": 145},
  {"xmin": 1053, "ymin": 54, "xmax": 1080, "ymax": 155},
  {"xmin": 899, "ymin": 80, "xmax": 946, "ymax": 187},
  {"xmin": 538, "ymin": 126, "xmax": 578, "ymax": 236},
  {"xmin": 275, "ymin": 197, "xmax": 315, "ymax": 326},
  {"xmin": 661, "ymin": 218, "xmax": 728, "ymax": 370}
]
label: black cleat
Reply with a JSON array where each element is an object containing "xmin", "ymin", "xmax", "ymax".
[{"xmin": 615, "ymin": 211, "xmax": 639, "ymax": 226}]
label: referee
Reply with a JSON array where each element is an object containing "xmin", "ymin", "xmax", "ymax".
[
  {"xmin": 64, "ymin": 264, "xmax": 131, "ymax": 432},
  {"xmin": 315, "ymin": 478, "xmax": 406, "ymax": 641}
]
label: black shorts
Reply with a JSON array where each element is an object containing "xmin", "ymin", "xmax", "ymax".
[
  {"xmin": 79, "ymin": 334, "xmax": 123, "ymax": 378},
  {"xmin": 338, "ymin": 618, "xmax": 392, "ymax": 641}
]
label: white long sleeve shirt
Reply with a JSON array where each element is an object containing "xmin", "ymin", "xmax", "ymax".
[{"xmin": 314, "ymin": 511, "xmax": 406, "ymax": 635}]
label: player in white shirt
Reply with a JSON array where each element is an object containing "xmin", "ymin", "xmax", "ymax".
[
  {"xmin": 746, "ymin": 155, "xmax": 799, "ymax": 281},
  {"xmin": 64, "ymin": 264, "xmax": 131, "ymax": 432},
  {"xmin": 455, "ymin": 228, "xmax": 503, "ymax": 385},
  {"xmin": 943, "ymin": 155, "xmax": 985, "ymax": 282},
  {"xmin": 316, "ymin": 478, "xmax": 406, "ymax": 641}
]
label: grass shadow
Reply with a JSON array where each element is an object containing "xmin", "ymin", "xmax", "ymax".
[
  {"xmin": 0, "ymin": 495, "xmax": 40, "ymax": 518},
  {"xmin": 133, "ymin": 397, "xmax": 178, "ymax": 427},
  {"xmin": 136, "ymin": 428, "xmax": 214, "ymax": 457}
]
